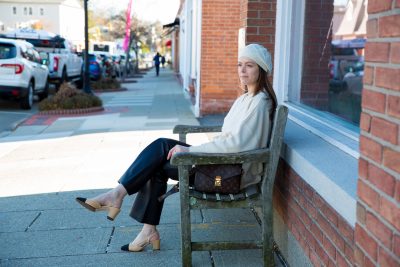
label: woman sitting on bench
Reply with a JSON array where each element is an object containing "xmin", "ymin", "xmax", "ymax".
[{"xmin": 76, "ymin": 43, "xmax": 278, "ymax": 253}]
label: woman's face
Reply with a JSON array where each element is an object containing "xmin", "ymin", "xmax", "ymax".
[{"xmin": 238, "ymin": 57, "xmax": 260, "ymax": 93}]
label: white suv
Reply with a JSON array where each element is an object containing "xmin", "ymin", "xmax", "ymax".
[{"xmin": 0, "ymin": 38, "xmax": 49, "ymax": 109}]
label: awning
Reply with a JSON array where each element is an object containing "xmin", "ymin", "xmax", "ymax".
[
  {"xmin": 163, "ymin": 18, "xmax": 180, "ymax": 29},
  {"xmin": 332, "ymin": 38, "xmax": 366, "ymax": 48}
]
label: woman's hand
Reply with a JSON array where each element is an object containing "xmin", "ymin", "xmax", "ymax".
[{"xmin": 167, "ymin": 145, "xmax": 189, "ymax": 160}]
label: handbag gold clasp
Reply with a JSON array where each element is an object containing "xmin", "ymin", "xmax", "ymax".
[{"xmin": 214, "ymin": 176, "xmax": 222, "ymax": 187}]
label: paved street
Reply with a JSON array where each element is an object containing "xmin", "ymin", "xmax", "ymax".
[
  {"xmin": 0, "ymin": 68, "xmax": 280, "ymax": 267},
  {"xmin": 0, "ymin": 101, "xmax": 36, "ymax": 137},
  {"xmin": 0, "ymin": 85, "xmax": 59, "ymax": 137}
]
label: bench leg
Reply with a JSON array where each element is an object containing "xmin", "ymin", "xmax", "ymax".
[
  {"xmin": 262, "ymin": 193, "xmax": 274, "ymax": 267},
  {"xmin": 179, "ymin": 166, "xmax": 192, "ymax": 267}
]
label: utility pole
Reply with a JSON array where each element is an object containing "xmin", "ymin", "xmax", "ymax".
[{"xmin": 83, "ymin": 0, "xmax": 92, "ymax": 94}]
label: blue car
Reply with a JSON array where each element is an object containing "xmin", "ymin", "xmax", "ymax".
[{"xmin": 82, "ymin": 53, "xmax": 102, "ymax": 81}]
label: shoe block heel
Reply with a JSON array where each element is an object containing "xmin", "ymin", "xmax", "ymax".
[
  {"xmin": 107, "ymin": 207, "xmax": 120, "ymax": 221},
  {"xmin": 151, "ymin": 239, "xmax": 160, "ymax": 250}
]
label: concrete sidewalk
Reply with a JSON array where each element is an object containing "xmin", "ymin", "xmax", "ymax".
[{"xmin": 0, "ymin": 68, "xmax": 278, "ymax": 266}]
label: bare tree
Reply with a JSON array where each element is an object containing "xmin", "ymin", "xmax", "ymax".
[{"xmin": 89, "ymin": 9, "xmax": 164, "ymax": 77}]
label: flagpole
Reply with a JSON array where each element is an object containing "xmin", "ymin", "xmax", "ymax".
[
  {"xmin": 122, "ymin": 0, "xmax": 133, "ymax": 81},
  {"xmin": 83, "ymin": 0, "xmax": 91, "ymax": 94}
]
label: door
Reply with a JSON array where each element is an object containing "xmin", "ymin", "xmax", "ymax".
[{"xmin": 29, "ymin": 48, "xmax": 48, "ymax": 90}]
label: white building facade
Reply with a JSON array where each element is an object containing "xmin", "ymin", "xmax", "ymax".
[
  {"xmin": 178, "ymin": 0, "xmax": 202, "ymax": 117},
  {"xmin": 0, "ymin": 0, "xmax": 84, "ymax": 48}
]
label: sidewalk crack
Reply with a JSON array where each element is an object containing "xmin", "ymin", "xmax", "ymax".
[
  {"xmin": 25, "ymin": 211, "xmax": 41, "ymax": 232},
  {"xmin": 105, "ymin": 227, "xmax": 115, "ymax": 253},
  {"xmin": 209, "ymin": 251, "xmax": 215, "ymax": 267},
  {"xmin": 200, "ymin": 209, "xmax": 205, "ymax": 223}
]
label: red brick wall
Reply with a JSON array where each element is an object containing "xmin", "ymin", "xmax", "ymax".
[
  {"xmin": 241, "ymin": 0, "xmax": 276, "ymax": 69},
  {"xmin": 200, "ymin": 0, "xmax": 241, "ymax": 115},
  {"xmin": 300, "ymin": 0, "xmax": 333, "ymax": 109},
  {"xmin": 173, "ymin": 30, "xmax": 180, "ymax": 73},
  {"xmin": 274, "ymin": 161, "xmax": 355, "ymax": 266},
  {"xmin": 239, "ymin": 0, "xmax": 248, "ymax": 28},
  {"xmin": 246, "ymin": 0, "xmax": 276, "ymax": 87},
  {"xmin": 237, "ymin": 0, "xmax": 276, "ymax": 92},
  {"xmin": 199, "ymin": 0, "xmax": 277, "ymax": 115},
  {"xmin": 355, "ymin": 0, "xmax": 400, "ymax": 266}
]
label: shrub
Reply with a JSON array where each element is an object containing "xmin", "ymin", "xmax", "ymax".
[
  {"xmin": 91, "ymin": 77, "xmax": 121, "ymax": 91},
  {"xmin": 38, "ymin": 83, "xmax": 103, "ymax": 111}
]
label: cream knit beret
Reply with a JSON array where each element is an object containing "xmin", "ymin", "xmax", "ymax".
[{"xmin": 239, "ymin": 44, "xmax": 272, "ymax": 75}]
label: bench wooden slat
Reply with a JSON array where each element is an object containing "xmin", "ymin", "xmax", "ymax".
[
  {"xmin": 171, "ymin": 149, "xmax": 270, "ymax": 165},
  {"xmin": 188, "ymin": 184, "xmax": 260, "ymax": 202}
]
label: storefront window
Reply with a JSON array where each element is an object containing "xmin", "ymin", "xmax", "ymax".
[{"xmin": 287, "ymin": 0, "xmax": 366, "ymax": 125}]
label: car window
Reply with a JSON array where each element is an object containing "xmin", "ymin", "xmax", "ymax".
[
  {"xmin": 332, "ymin": 47, "xmax": 357, "ymax": 56},
  {"xmin": 25, "ymin": 48, "xmax": 36, "ymax": 62},
  {"xmin": 32, "ymin": 49, "xmax": 42, "ymax": 63},
  {"xmin": 0, "ymin": 43, "xmax": 17, "ymax": 59},
  {"xmin": 25, "ymin": 38, "xmax": 66, "ymax": 49}
]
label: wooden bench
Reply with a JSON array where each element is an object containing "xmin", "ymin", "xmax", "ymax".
[{"xmin": 171, "ymin": 105, "xmax": 288, "ymax": 267}]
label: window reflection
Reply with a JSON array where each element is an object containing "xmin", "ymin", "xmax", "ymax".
[
  {"xmin": 328, "ymin": 38, "xmax": 365, "ymax": 124},
  {"xmin": 293, "ymin": 0, "xmax": 367, "ymax": 125},
  {"xmin": 328, "ymin": 0, "xmax": 367, "ymax": 124}
]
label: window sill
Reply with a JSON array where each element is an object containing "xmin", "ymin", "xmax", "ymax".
[{"xmin": 281, "ymin": 106, "xmax": 358, "ymax": 226}]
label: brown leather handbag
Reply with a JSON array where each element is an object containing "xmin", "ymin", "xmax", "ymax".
[{"xmin": 194, "ymin": 164, "xmax": 242, "ymax": 194}]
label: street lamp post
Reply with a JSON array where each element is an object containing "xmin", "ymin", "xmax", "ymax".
[{"xmin": 83, "ymin": 0, "xmax": 91, "ymax": 94}]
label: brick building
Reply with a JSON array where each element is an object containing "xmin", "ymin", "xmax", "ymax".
[{"xmin": 173, "ymin": 0, "xmax": 399, "ymax": 266}]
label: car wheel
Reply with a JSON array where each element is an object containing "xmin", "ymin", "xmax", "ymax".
[
  {"xmin": 55, "ymin": 68, "xmax": 67, "ymax": 91},
  {"xmin": 21, "ymin": 81, "xmax": 33, "ymax": 110},
  {"xmin": 38, "ymin": 79, "xmax": 49, "ymax": 101},
  {"xmin": 76, "ymin": 71, "xmax": 84, "ymax": 89}
]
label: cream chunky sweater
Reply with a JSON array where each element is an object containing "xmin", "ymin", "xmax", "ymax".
[{"xmin": 189, "ymin": 91, "xmax": 274, "ymax": 189}]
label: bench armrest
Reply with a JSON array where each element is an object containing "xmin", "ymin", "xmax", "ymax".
[
  {"xmin": 170, "ymin": 149, "xmax": 270, "ymax": 165},
  {"xmin": 173, "ymin": 125, "xmax": 222, "ymax": 134},
  {"xmin": 173, "ymin": 124, "xmax": 223, "ymax": 143}
]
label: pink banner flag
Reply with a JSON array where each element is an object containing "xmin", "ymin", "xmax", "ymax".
[{"xmin": 123, "ymin": 0, "xmax": 133, "ymax": 52}]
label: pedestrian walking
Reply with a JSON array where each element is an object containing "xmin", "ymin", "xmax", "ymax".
[
  {"xmin": 153, "ymin": 52, "xmax": 161, "ymax": 76},
  {"xmin": 161, "ymin": 56, "xmax": 166, "ymax": 68}
]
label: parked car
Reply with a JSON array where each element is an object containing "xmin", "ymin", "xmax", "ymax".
[
  {"xmin": 111, "ymin": 55, "xmax": 122, "ymax": 77},
  {"xmin": 93, "ymin": 52, "xmax": 118, "ymax": 78},
  {"xmin": 1, "ymin": 29, "xmax": 83, "ymax": 90},
  {"xmin": 0, "ymin": 38, "xmax": 49, "ymax": 109},
  {"xmin": 82, "ymin": 53, "xmax": 103, "ymax": 81},
  {"xmin": 119, "ymin": 53, "xmax": 136, "ymax": 75},
  {"xmin": 329, "ymin": 38, "xmax": 365, "ymax": 93}
]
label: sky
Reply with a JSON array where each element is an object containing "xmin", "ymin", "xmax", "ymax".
[
  {"xmin": 90, "ymin": 0, "xmax": 180, "ymax": 24},
  {"xmin": 91, "ymin": 0, "xmax": 348, "ymax": 23}
]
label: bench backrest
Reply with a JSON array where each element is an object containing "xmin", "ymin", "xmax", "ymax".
[{"xmin": 262, "ymin": 105, "xmax": 288, "ymax": 193}]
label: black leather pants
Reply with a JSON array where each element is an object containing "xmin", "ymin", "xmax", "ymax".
[{"xmin": 118, "ymin": 138, "xmax": 189, "ymax": 225}]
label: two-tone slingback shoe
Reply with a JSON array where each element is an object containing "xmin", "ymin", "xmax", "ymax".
[
  {"xmin": 75, "ymin": 197, "xmax": 120, "ymax": 221},
  {"xmin": 120, "ymin": 232, "xmax": 161, "ymax": 252}
]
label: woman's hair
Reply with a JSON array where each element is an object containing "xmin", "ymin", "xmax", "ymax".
[{"xmin": 242, "ymin": 66, "xmax": 277, "ymax": 112}]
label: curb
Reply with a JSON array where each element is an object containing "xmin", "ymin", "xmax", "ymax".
[
  {"xmin": 92, "ymin": 87, "xmax": 128, "ymax": 93},
  {"xmin": 121, "ymin": 80, "xmax": 137, "ymax": 83},
  {"xmin": 10, "ymin": 115, "xmax": 31, "ymax": 131},
  {"xmin": 38, "ymin": 106, "xmax": 104, "ymax": 116}
]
